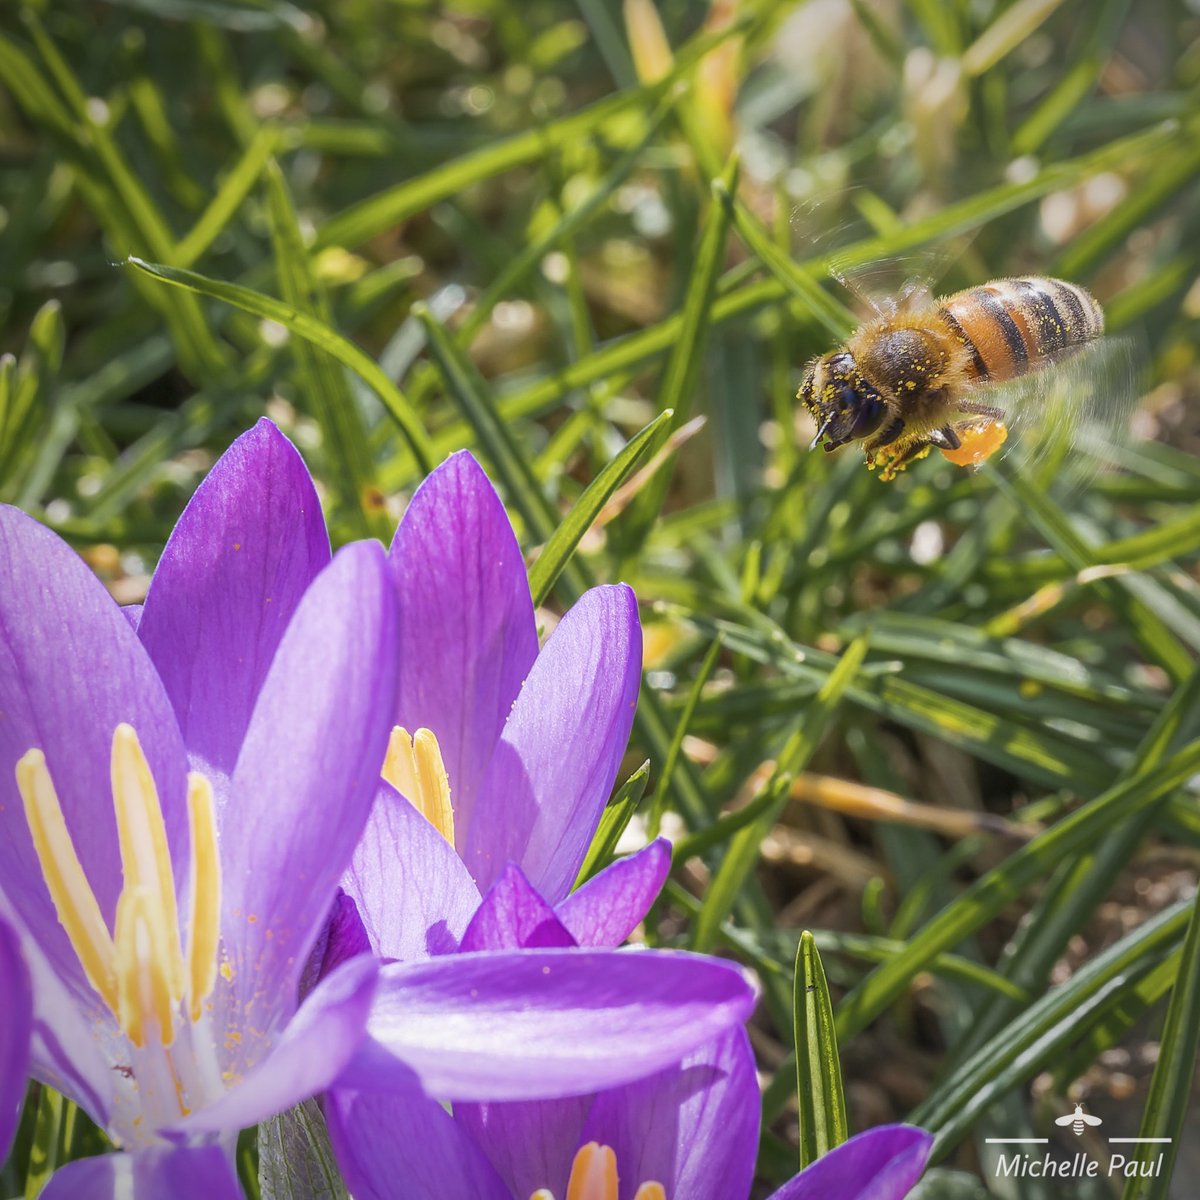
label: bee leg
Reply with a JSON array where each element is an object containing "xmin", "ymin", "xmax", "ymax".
[
  {"xmin": 876, "ymin": 438, "xmax": 934, "ymax": 481},
  {"xmin": 958, "ymin": 401, "xmax": 1005, "ymax": 420},
  {"xmin": 865, "ymin": 416, "xmax": 906, "ymax": 452},
  {"xmin": 928, "ymin": 425, "xmax": 961, "ymax": 450}
]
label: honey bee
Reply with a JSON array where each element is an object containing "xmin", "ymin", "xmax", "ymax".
[{"xmin": 799, "ymin": 275, "xmax": 1107, "ymax": 481}]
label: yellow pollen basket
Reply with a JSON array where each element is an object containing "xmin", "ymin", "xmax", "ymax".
[
  {"xmin": 528, "ymin": 1143, "xmax": 667, "ymax": 1200},
  {"xmin": 941, "ymin": 419, "xmax": 1008, "ymax": 467},
  {"xmin": 17, "ymin": 723, "xmax": 221, "ymax": 1048},
  {"xmin": 383, "ymin": 726, "xmax": 455, "ymax": 848}
]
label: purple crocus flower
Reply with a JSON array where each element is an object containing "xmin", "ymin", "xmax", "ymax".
[
  {"xmin": 766, "ymin": 1125, "xmax": 932, "ymax": 1200},
  {"xmin": 327, "ymin": 863, "xmax": 932, "ymax": 1200},
  {"xmin": 331, "ymin": 449, "xmax": 744, "ymax": 1098},
  {"xmin": 339, "ymin": 448, "xmax": 672, "ymax": 967},
  {"xmin": 379, "ymin": 448, "xmax": 643, "ymax": 905},
  {"xmin": 326, "ymin": 446, "xmax": 754, "ymax": 1101},
  {"xmin": 0, "ymin": 422, "xmax": 756, "ymax": 1197},
  {"xmin": 0, "ymin": 446, "xmax": 395, "ymax": 1193},
  {"xmin": 330, "ymin": 1059, "xmax": 931, "ymax": 1199}
]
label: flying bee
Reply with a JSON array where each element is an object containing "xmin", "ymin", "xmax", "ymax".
[
  {"xmin": 1055, "ymin": 1103, "xmax": 1103, "ymax": 1137},
  {"xmin": 799, "ymin": 275, "xmax": 1108, "ymax": 481}
]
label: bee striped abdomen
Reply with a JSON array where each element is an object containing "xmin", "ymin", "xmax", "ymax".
[{"xmin": 938, "ymin": 276, "xmax": 1103, "ymax": 384}]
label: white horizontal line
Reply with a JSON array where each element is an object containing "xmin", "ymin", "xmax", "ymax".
[
  {"xmin": 985, "ymin": 1138, "xmax": 1050, "ymax": 1144},
  {"xmin": 1108, "ymin": 1138, "xmax": 1172, "ymax": 1144}
]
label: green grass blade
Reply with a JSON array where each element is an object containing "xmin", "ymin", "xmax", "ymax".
[
  {"xmin": 414, "ymin": 302, "xmax": 558, "ymax": 540},
  {"xmin": 913, "ymin": 900, "xmax": 1189, "ymax": 1154},
  {"xmin": 986, "ymin": 466, "xmax": 1194, "ymax": 683},
  {"xmin": 1011, "ymin": 0, "xmax": 1131, "ymax": 152},
  {"xmin": 948, "ymin": 666, "xmax": 1200, "ymax": 1067},
  {"xmin": 622, "ymin": 159, "xmax": 738, "ymax": 542},
  {"xmin": 648, "ymin": 632, "xmax": 724, "ymax": 837},
  {"xmin": 456, "ymin": 96, "xmax": 675, "ymax": 348},
  {"xmin": 312, "ymin": 19, "xmax": 745, "ymax": 253},
  {"xmin": 124, "ymin": 51, "xmax": 206, "ymax": 209},
  {"xmin": 730, "ymin": 195, "xmax": 856, "ymax": 340},
  {"xmin": 813, "ymin": 931, "xmax": 1029, "ymax": 1003},
  {"xmin": 689, "ymin": 770, "xmax": 792, "ymax": 955},
  {"xmin": 19, "ymin": 13, "xmax": 227, "ymax": 378},
  {"xmin": 672, "ymin": 605, "xmax": 1113, "ymax": 789},
  {"xmin": 1051, "ymin": 954, "xmax": 1180, "ymax": 1090},
  {"xmin": 262, "ymin": 159, "xmax": 384, "ymax": 537},
  {"xmin": 655, "ymin": 163, "xmax": 740, "ymax": 423},
  {"xmin": 177, "ymin": 125, "xmax": 285, "ymax": 268},
  {"xmin": 24, "ymin": 1087, "xmax": 63, "ymax": 1199},
  {"xmin": 690, "ymin": 636, "xmax": 868, "ymax": 953},
  {"xmin": 794, "ymin": 931, "xmax": 849, "ymax": 1169},
  {"xmin": 1054, "ymin": 118, "xmax": 1200, "ymax": 278},
  {"xmin": 907, "ymin": 0, "xmax": 961, "ymax": 54},
  {"xmin": 1119, "ymin": 886, "xmax": 1200, "ymax": 1199},
  {"xmin": 836, "ymin": 740, "xmax": 1200, "ymax": 1041},
  {"xmin": 962, "ymin": 0, "xmax": 1066, "ymax": 77},
  {"xmin": 527, "ymin": 408, "xmax": 675, "ymax": 606},
  {"xmin": 575, "ymin": 762, "xmax": 652, "ymax": 884},
  {"xmin": 125, "ymin": 257, "xmax": 435, "ymax": 473}
]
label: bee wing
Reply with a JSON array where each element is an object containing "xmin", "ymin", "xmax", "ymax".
[
  {"xmin": 789, "ymin": 186, "xmax": 974, "ymax": 320},
  {"xmin": 1081, "ymin": 1114, "xmax": 1103, "ymax": 1126},
  {"xmin": 1054, "ymin": 1114, "xmax": 1077, "ymax": 1126},
  {"xmin": 960, "ymin": 333, "xmax": 1143, "ymax": 497},
  {"xmin": 826, "ymin": 242, "xmax": 975, "ymax": 318}
]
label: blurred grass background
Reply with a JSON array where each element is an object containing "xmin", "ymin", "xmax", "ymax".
[{"xmin": 2, "ymin": 0, "xmax": 1200, "ymax": 1196}]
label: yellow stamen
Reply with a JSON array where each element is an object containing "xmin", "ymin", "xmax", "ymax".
[
  {"xmin": 566, "ymin": 1143, "xmax": 619, "ymax": 1200},
  {"xmin": 17, "ymin": 749, "xmax": 119, "ymax": 1012},
  {"xmin": 115, "ymin": 885, "xmax": 176, "ymax": 1047},
  {"xmin": 185, "ymin": 772, "xmax": 221, "ymax": 1021},
  {"xmin": 111, "ymin": 724, "xmax": 185, "ymax": 1008},
  {"xmin": 383, "ymin": 726, "xmax": 455, "ymax": 847},
  {"xmin": 634, "ymin": 1186, "xmax": 666, "ymax": 1200},
  {"xmin": 18, "ymin": 725, "xmax": 223, "ymax": 1053},
  {"xmin": 529, "ymin": 1144, "xmax": 667, "ymax": 1200}
]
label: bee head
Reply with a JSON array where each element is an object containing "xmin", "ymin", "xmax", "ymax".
[{"xmin": 799, "ymin": 352, "xmax": 885, "ymax": 452}]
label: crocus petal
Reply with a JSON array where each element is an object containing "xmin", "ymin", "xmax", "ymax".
[
  {"xmin": 318, "ymin": 891, "xmax": 373, "ymax": 980},
  {"xmin": 0, "ymin": 892, "xmax": 111, "ymax": 1129},
  {"xmin": 137, "ymin": 419, "xmax": 330, "ymax": 787},
  {"xmin": 465, "ymin": 584, "xmax": 642, "ymax": 902},
  {"xmin": 455, "ymin": 1094, "xmax": 592, "ymax": 1199},
  {"xmin": 39, "ymin": 1145, "xmax": 243, "ymax": 1200},
  {"xmin": 219, "ymin": 541, "xmax": 397, "ymax": 1063},
  {"xmin": 121, "ymin": 604, "xmax": 143, "ymax": 630},
  {"xmin": 0, "ymin": 506, "xmax": 189, "ymax": 1016},
  {"xmin": 460, "ymin": 864, "xmax": 576, "ymax": 952},
  {"xmin": 766, "ymin": 1125, "xmax": 934, "ymax": 1200},
  {"xmin": 581, "ymin": 1028, "xmax": 759, "ymax": 1200},
  {"xmin": 169, "ymin": 954, "xmax": 378, "ymax": 1137},
  {"xmin": 556, "ymin": 839, "xmax": 671, "ymax": 948},
  {"xmin": 342, "ymin": 784, "xmax": 481, "ymax": 962},
  {"xmin": 0, "ymin": 917, "xmax": 31, "ymax": 1162},
  {"xmin": 389, "ymin": 450, "xmax": 538, "ymax": 850},
  {"xmin": 327, "ymin": 1088, "xmax": 512, "ymax": 1200},
  {"xmin": 342, "ymin": 949, "xmax": 755, "ymax": 1102}
]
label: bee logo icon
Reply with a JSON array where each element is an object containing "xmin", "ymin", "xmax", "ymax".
[{"xmin": 1055, "ymin": 1103, "xmax": 1103, "ymax": 1137}]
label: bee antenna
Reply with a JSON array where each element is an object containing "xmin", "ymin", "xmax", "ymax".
[{"xmin": 810, "ymin": 418, "xmax": 833, "ymax": 449}]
